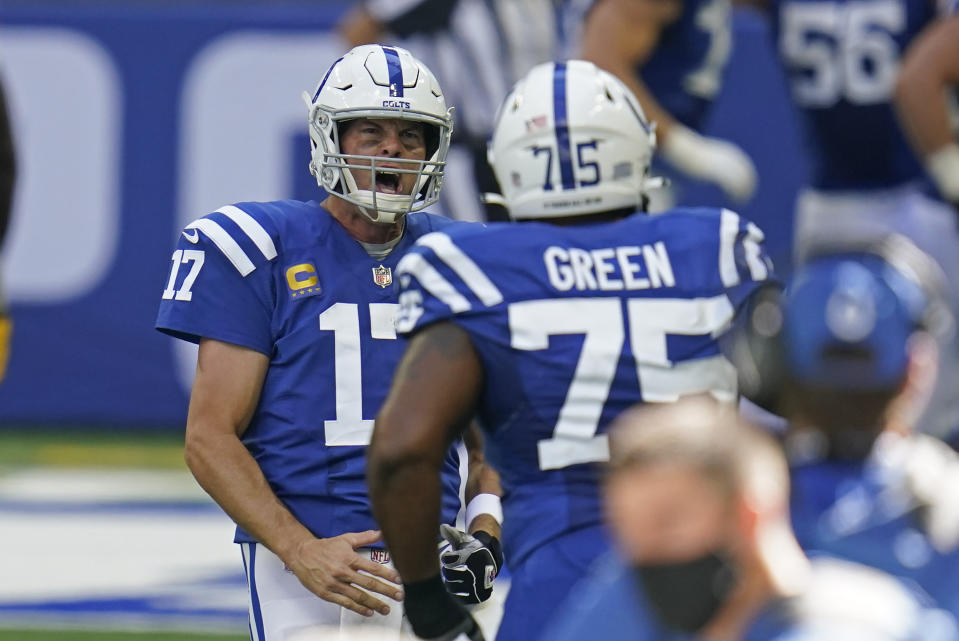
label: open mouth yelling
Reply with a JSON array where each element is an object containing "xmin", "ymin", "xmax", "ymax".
[{"xmin": 375, "ymin": 170, "xmax": 402, "ymax": 194}]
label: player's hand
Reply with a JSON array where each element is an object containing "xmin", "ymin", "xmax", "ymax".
[
  {"xmin": 924, "ymin": 143, "xmax": 959, "ymax": 225},
  {"xmin": 661, "ymin": 124, "xmax": 758, "ymax": 203},
  {"xmin": 404, "ymin": 574, "xmax": 486, "ymax": 640},
  {"xmin": 439, "ymin": 524, "xmax": 502, "ymax": 604},
  {"xmin": 286, "ymin": 529, "xmax": 404, "ymax": 617}
]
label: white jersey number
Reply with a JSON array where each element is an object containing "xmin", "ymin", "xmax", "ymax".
[
  {"xmin": 780, "ymin": 0, "xmax": 905, "ymax": 107},
  {"xmin": 509, "ymin": 296, "xmax": 738, "ymax": 471},
  {"xmin": 162, "ymin": 249, "xmax": 205, "ymax": 302},
  {"xmin": 319, "ymin": 302, "xmax": 398, "ymax": 447}
]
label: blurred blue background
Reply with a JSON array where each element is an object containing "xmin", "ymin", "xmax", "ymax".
[{"xmin": 0, "ymin": 0, "xmax": 807, "ymax": 428}]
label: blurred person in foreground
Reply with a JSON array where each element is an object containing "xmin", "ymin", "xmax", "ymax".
[
  {"xmin": 543, "ymin": 399, "xmax": 959, "ymax": 641},
  {"xmin": 746, "ymin": 0, "xmax": 959, "ymax": 445},
  {"xmin": 155, "ymin": 44, "xmax": 501, "ymax": 640},
  {"xmin": 761, "ymin": 237, "xmax": 959, "ymax": 618},
  {"xmin": 572, "ymin": 0, "xmax": 758, "ymax": 210},
  {"xmin": 338, "ymin": 0, "xmax": 561, "ymax": 223},
  {"xmin": 367, "ymin": 59, "xmax": 775, "ymax": 641}
]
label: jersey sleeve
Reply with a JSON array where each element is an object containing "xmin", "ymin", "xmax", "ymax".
[
  {"xmin": 155, "ymin": 205, "xmax": 278, "ymax": 355},
  {"xmin": 394, "ymin": 230, "xmax": 504, "ymax": 335},
  {"xmin": 716, "ymin": 209, "xmax": 779, "ymax": 311}
]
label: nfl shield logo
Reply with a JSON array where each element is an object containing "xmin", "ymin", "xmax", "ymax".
[
  {"xmin": 372, "ymin": 265, "xmax": 392, "ymax": 288},
  {"xmin": 370, "ymin": 549, "xmax": 391, "ymax": 564}
]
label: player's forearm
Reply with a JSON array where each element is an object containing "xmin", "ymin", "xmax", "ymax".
[
  {"xmin": 629, "ymin": 79, "xmax": 680, "ymax": 141},
  {"xmin": 464, "ymin": 464, "xmax": 502, "ymax": 532},
  {"xmin": 368, "ymin": 453, "xmax": 445, "ymax": 583},
  {"xmin": 580, "ymin": 0, "xmax": 678, "ymax": 139},
  {"xmin": 184, "ymin": 428, "xmax": 314, "ymax": 561},
  {"xmin": 465, "ymin": 460, "xmax": 499, "ymax": 502},
  {"xmin": 463, "ymin": 431, "xmax": 503, "ymax": 539},
  {"xmin": 370, "ymin": 323, "xmax": 485, "ymax": 582},
  {"xmin": 895, "ymin": 18, "xmax": 959, "ymax": 156},
  {"xmin": 581, "ymin": 56, "xmax": 676, "ymax": 147}
]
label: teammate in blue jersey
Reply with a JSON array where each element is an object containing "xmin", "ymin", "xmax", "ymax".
[
  {"xmin": 367, "ymin": 59, "xmax": 775, "ymax": 641},
  {"xmin": 155, "ymin": 45, "xmax": 502, "ymax": 640},
  {"xmin": 570, "ymin": 0, "xmax": 758, "ymax": 209},
  {"xmin": 541, "ymin": 400, "xmax": 959, "ymax": 641},
  {"xmin": 753, "ymin": 0, "xmax": 959, "ymax": 443},
  {"xmin": 752, "ymin": 237, "xmax": 959, "ymax": 619}
]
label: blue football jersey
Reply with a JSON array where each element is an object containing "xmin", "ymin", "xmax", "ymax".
[
  {"xmin": 394, "ymin": 207, "xmax": 774, "ymax": 569},
  {"xmin": 155, "ymin": 196, "xmax": 463, "ymax": 544},
  {"xmin": 537, "ymin": 554, "xmax": 672, "ymax": 641},
  {"xmin": 641, "ymin": 0, "xmax": 733, "ymax": 130},
  {"xmin": 771, "ymin": 0, "xmax": 956, "ymax": 190},
  {"xmin": 790, "ymin": 436, "xmax": 959, "ymax": 619}
]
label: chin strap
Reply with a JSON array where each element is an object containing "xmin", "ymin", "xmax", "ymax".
[{"xmin": 351, "ymin": 190, "xmax": 414, "ymax": 223}]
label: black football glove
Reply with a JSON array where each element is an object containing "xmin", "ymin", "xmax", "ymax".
[
  {"xmin": 439, "ymin": 523, "xmax": 503, "ymax": 604},
  {"xmin": 403, "ymin": 574, "xmax": 486, "ymax": 641}
]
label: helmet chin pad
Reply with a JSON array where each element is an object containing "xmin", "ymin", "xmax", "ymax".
[{"xmin": 352, "ymin": 191, "xmax": 410, "ymax": 224}]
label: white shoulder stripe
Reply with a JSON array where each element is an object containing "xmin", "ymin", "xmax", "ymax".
[
  {"xmin": 744, "ymin": 222, "xmax": 768, "ymax": 281},
  {"xmin": 718, "ymin": 209, "xmax": 740, "ymax": 287},
  {"xmin": 216, "ymin": 205, "xmax": 278, "ymax": 260},
  {"xmin": 417, "ymin": 232, "xmax": 503, "ymax": 307},
  {"xmin": 396, "ymin": 253, "xmax": 472, "ymax": 313},
  {"xmin": 186, "ymin": 218, "xmax": 256, "ymax": 276}
]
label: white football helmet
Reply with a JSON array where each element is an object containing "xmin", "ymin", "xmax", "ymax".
[
  {"xmin": 303, "ymin": 45, "xmax": 453, "ymax": 223},
  {"xmin": 487, "ymin": 60, "xmax": 658, "ymax": 220}
]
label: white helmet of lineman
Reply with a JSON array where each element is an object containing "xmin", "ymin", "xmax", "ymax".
[
  {"xmin": 487, "ymin": 60, "xmax": 658, "ymax": 220},
  {"xmin": 303, "ymin": 45, "xmax": 453, "ymax": 224}
]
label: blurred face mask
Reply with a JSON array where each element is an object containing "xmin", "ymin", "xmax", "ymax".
[{"xmin": 633, "ymin": 551, "xmax": 738, "ymax": 634}]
